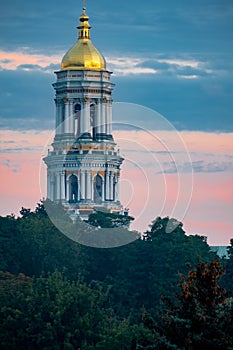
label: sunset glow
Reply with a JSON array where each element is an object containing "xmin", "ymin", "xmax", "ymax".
[{"xmin": 1, "ymin": 129, "xmax": 232, "ymax": 245}]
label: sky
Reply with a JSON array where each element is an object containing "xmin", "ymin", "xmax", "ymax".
[{"xmin": 0, "ymin": 0, "xmax": 233, "ymax": 245}]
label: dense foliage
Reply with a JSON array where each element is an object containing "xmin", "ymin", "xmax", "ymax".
[
  {"xmin": 141, "ymin": 260, "xmax": 233, "ymax": 349},
  {"xmin": 86, "ymin": 210, "xmax": 134, "ymax": 228},
  {"xmin": 0, "ymin": 202, "xmax": 232, "ymax": 349}
]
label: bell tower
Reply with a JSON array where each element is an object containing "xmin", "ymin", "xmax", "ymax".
[{"xmin": 44, "ymin": 3, "xmax": 124, "ymax": 218}]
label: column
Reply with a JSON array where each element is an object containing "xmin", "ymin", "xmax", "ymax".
[
  {"xmin": 101, "ymin": 179, "xmax": 105, "ymax": 201},
  {"xmin": 86, "ymin": 171, "xmax": 92, "ymax": 200},
  {"xmin": 67, "ymin": 100, "xmax": 74, "ymax": 134},
  {"xmin": 60, "ymin": 171, "xmax": 66, "ymax": 201},
  {"xmin": 55, "ymin": 100, "xmax": 58, "ymax": 131},
  {"xmin": 96, "ymin": 101, "xmax": 101, "ymax": 135},
  {"xmin": 91, "ymin": 175, "xmax": 94, "ymax": 201},
  {"xmin": 80, "ymin": 171, "xmax": 85, "ymax": 200},
  {"xmin": 56, "ymin": 102, "xmax": 62, "ymax": 135},
  {"xmin": 109, "ymin": 172, "xmax": 114, "ymax": 201},
  {"xmin": 69, "ymin": 101, "xmax": 74, "ymax": 134},
  {"xmin": 84, "ymin": 101, "xmax": 91, "ymax": 134},
  {"xmin": 115, "ymin": 176, "xmax": 120, "ymax": 202},
  {"xmin": 56, "ymin": 173, "xmax": 61, "ymax": 201},
  {"xmin": 80, "ymin": 107, "xmax": 85, "ymax": 135},
  {"xmin": 105, "ymin": 171, "xmax": 110, "ymax": 200},
  {"xmin": 77, "ymin": 174, "xmax": 80, "ymax": 201},
  {"xmin": 47, "ymin": 173, "xmax": 51, "ymax": 200},
  {"xmin": 106, "ymin": 101, "xmax": 112, "ymax": 135},
  {"xmin": 108, "ymin": 101, "xmax": 112, "ymax": 135},
  {"xmin": 79, "ymin": 99, "xmax": 91, "ymax": 137},
  {"xmin": 64, "ymin": 100, "xmax": 69, "ymax": 134},
  {"xmin": 101, "ymin": 100, "xmax": 107, "ymax": 135},
  {"xmin": 66, "ymin": 178, "xmax": 70, "ymax": 202},
  {"xmin": 51, "ymin": 175, "xmax": 55, "ymax": 201}
]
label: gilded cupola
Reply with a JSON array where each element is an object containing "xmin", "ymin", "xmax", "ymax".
[{"xmin": 61, "ymin": 6, "xmax": 106, "ymax": 71}]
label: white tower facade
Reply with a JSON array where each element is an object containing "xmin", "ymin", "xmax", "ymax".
[{"xmin": 44, "ymin": 5, "xmax": 124, "ymax": 218}]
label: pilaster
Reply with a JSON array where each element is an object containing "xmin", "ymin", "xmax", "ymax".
[{"xmin": 80, "ymin": 171, "xmax": 85, "ymax": 200}]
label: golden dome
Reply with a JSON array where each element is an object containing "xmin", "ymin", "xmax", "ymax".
[{"xmin": 61, "ymin": 7, "xmax": 106, "ymax": 71}]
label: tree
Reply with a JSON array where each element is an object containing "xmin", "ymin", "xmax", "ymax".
[
  {"xmin": 19, "ymin": 207, "xmax": 32, "ymax": 219},
  {"xmin": 143, "ymin": 216, "xmax": 185, "ymax": 241},
  {"xmin": 34, "ymin": 201, "xmax": 48, "ymax": 218},
  {"xmin": 141, "ymin": 260, "xmax": 233, "ymax": 349},
  {"xmin": 0, "ymin": 272, "xmax": 32, "ymax": 349},
  {"xmin": 0, "ymin": 216, "xmax": 25, "ymax": 274},
  {"xmin": 0, "ymin": 271, "xmax": 137, "ymax": 350},
  {"xmin": 86, "ymin": 210, "xmax": 134, "ymax": 229},
  {"xmin": 82, "ymin": 216, "xmax": 217, "ymax": 322},
  {"xmin": 221, "ymin": 239, "xmax": 233, "ymax": 292}
]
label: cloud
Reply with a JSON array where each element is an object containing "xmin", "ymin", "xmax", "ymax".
[
  {"xmin": 0, "ymin": 146, "xmax": 43, "ymax": 154},
  {"xmin": 0, "ymin": 50, "xmax": 61, "ymax": 72},
  {"xmin": 0, "ymin": 128, "xmax": 232, "ymax": 244},
  {"xmin": 18, "ymin": 64, "xmax": 43, "ymax": 71},
  {"xmin": 0, "ymin": 49, "xmax": 232, "ymax": 132},
  {"xmin": 0, "ymin": 130, "xmax": 52, "ymax": 154},
  {"xmin": 113, "ymin": 130, "xmax": 233, "ymax": 175},
  {"xmin": 0, "ymin": 118, "xmax": 54, "ymax": 131},
  {"xmin": 177, "ymin": 75, "xmax": 198, "ymax": 79},
  {"xmin": 114, "ymin": 67, "xmax": 157, "ymax": 76},
  {"xmin": 0, "ymin": 49, "xmax": 211, "ymax": 79},
  {"xmin": 107, "ymin": 55, "xmax": 210, "ymax": 78},
  {"xmin": 160, "ymin": 160, "xmax": 233, "ymax": 174},
  {"xmin": 0, "ymin": 159, "xmax": 21, "ymax": 173},
  {"xmin": 0, "ymin": 68, "xmax": 55, "ymax": 130},
  {"xmin": 156, "ymin": 58, "xmax": 200, "ymax": 69}
]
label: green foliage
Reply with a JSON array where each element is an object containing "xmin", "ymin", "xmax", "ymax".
[
  {"xmin": 1, "ymin": 203, "xmax": 87, "ymax": 278},
  {"xmin": 0, "ymin": 272, "xmax": 33, "ymax": 349},
  {"xmin": 86, "ymin": 210, "xmax": 134, "ymax": 228},
  {"xmin": 19, "ymin": 207, "xmax": 32, "ymax": 218},
  {"xmin": 0, "ymin": 206, "xmax": 232, "ymax": 349},
  {"xmin": 221, "ymin": 239, "xmax": 233, "ymax": 292},
  {"xmin": 20, "ymin": 202, "xmax": 47, "ymax": 219},
  {"xmin": 0, "ymin": 271, "xmax": 136, "ymax": 350},
  {"xmin": 143, "ymin": 216, "xmax": 185, "ymax": 241},
  {"xmin": 105, "ymin": 217, "xmax": 216, "ymax": 321},
  {"xmin": 141, "ymin": 260, "xmax": 233, "ymax": 349},
  {"xmin": 0, "ymin": 216, "xmax": 25, "ymax": 274},
  {"xmin": 0, "ymin": 211, "xmax": 219, "ymax": 319}
]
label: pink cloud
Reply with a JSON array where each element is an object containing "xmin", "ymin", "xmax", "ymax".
[
  {"xmin": 0, "ymin": 129, "xmax": 232, "ymax": 245},
  {"xmin": 0, "ymin": 154, "xmax": 41, "ymax": 215},
  {"xmin": 0, "ymin": 50, "xmax": 60, "ymax": 70},
  {"xmin": 0, "ymin": 130, "xmax": 52, "ymax": 215},
  {"xmin": 114, "ymin": 130, "xmax": 233, "ymax": 156},
  {"xmin": 181, "ymin": 131, "xmax": 233, "ymax": 155}
]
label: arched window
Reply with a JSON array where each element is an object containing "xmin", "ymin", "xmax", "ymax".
[
  {"xmin": 74, "ymin": 104, "xmax": 81, "ymax": 138},
  {"xmin": 69, "ymin": 174, "xmax": 78, "ymax": 203},
  {"xmin": 94, "ymin": 175, "xmax": 102, "ymax": 204},
  {"xmin": 90, "ymin": 104, "xmax": 96, "ymax": 139}
]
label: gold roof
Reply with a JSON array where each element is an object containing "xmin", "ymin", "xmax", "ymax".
[{"xmin": 61, "ymin": 7, "xmax": 106, "ymax": 71}]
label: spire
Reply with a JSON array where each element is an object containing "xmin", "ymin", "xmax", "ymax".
[
  {"xmin": 82, "ymin": 0, "xmax": 86, "ymax": 13},
  {"xmin": 78, "ymin": 0, "xmax": 91, "ymax": 40},
  {"xmin": 61, "ymin": 0, "xmax": 106, "ymax": 71}
]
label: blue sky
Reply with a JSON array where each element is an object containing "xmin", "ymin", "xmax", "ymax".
[{"xmin": 0, "ymin": 0, "xmax": 233, "ymax": 131}]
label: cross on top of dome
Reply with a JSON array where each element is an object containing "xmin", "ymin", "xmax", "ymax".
[
  {"xmin": 82, "ymin": 0, "xmax": 87, "ymax": 13},
  {"xmin": 61, "ymin": 0, "xmax": 106, "ymax": 71}
]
